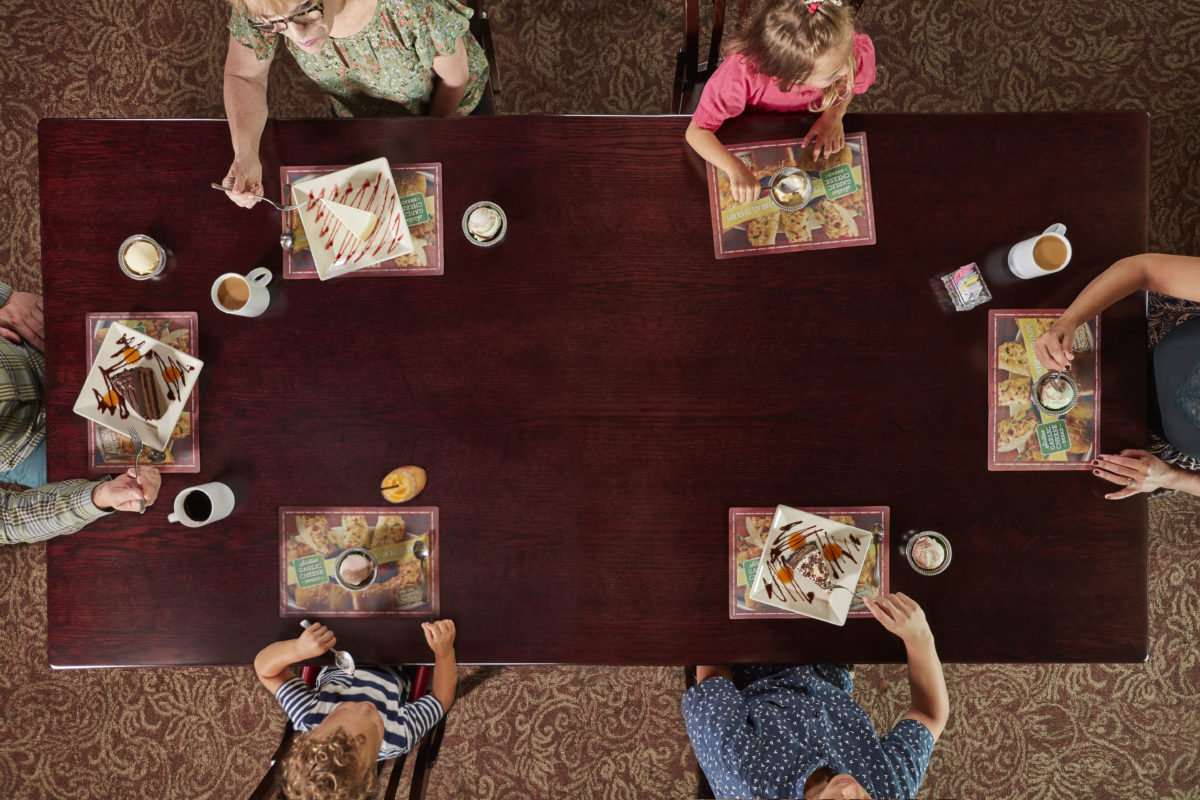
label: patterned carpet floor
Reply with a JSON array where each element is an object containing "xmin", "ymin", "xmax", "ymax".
[{"xmin": 1, "ymin": 1, "xmax": 1199, "ymax": 798}]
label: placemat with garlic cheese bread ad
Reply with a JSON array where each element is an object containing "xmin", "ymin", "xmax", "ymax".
[
  {"xmin": 705, "ymin": 132, "xmax": 876, "ymax": 259},
  {"xmin": 281, "ymin": 163, "xmax": 443, "ymax": 278},
  {"xmin": 988, "ymin": 310, "xmax": 1101, "ymax": 470},
  {"xmin": 729, "ymin": 506, "xmax": 888, "ymax": 620},
  {"xmin": 280, "ymin": 506, "xmax": 439, "ymax": 617}
]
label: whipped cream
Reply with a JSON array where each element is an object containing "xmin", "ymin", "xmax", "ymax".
[{"xmin": 468, "ymin": 206, "xmax": 502, "ymax": 240}]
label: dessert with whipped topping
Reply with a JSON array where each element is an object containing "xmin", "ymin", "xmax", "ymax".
[
  {"xmin": 1038, "ymin": 377, "xmax": 1076, "ymax": 410},
  {"xmin": 335, "ymin": 550, "xmax": 377, "ymax": 590},
  {"xmin": 769, "ymin": 168, "xmax": 811, "ymax": 210},
  {"xmin": 789, "ymin": 544, "xmax": 832, "ymax": 587},
  {"xmin": 463, "ymin": 202, "xmax": 506, "ymax": 245},
  {"xmin": 119, "ymin": 236, "xmax": 165, "ymax": 279},
  {"xmin": 907, "ymin": 532, "xmax": 951, "ymax": 575}
]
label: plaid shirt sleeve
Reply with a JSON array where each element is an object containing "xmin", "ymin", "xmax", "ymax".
[{"xmin": 0, "ymin": 479, "xmax": 112, "ymax": 544}]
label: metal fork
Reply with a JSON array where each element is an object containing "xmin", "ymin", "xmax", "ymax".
[
  {"xmin": 126, "ymin": 426, "xmax": 146, "ymax": 514},
  {"xmin": 209, "ymin": 182, "xmax": 300, "ymax": 211}
]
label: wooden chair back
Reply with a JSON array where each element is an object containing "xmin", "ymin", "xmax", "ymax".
[{"xmin": 466, "ymin": 0, "xmax": 502, "ymax": 110}]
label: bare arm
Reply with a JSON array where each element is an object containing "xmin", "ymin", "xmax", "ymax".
[
  {"xmin": 1037, "ymin": 254, "xmax": 1200, "ymax": 370},
  {"xmin": 253, "ymin": 623, "xmax": 335, "ymax": 693},
  {"xmin": 685, "ymin": 121, "xmax": 758, "ymax": 204},
  {"xmin": 899, "ymin": 629, "xmax": 949, "ymax": 741},
  {"xmin": 428, "ymin": 37, "xmax": 470, "ymax": 117},
  {"xmin": 864, "ymin": 593, "xmax": 949, "ymax": 741},
  {"xmin": 222, "ymin": 34, "xmax": 274, "ymax": 206},
  {"xmin": 1093, "ymin": 449, "xmax": 1200, "ymax": 500},
  {"xmin": 422, "ymin": 620, "xmax": 457, "ymax": 711}
]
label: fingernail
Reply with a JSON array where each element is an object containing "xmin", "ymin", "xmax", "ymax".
[
  {"xmin": 1093, "ymin": 469, "xmax": 1100, "ymax": 475},
  {"xmin": 1091, "ymin": 460, "xmax": 1099, "ymax": 466}
]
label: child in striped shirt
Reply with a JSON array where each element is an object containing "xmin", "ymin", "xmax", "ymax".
[{"xmin": 253, "ymin": 619, "xmax": 457, "ymax": 800}]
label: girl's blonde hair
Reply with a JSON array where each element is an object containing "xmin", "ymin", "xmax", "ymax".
[{"xmin": 726, "ymin": 0, "xmax": 857, "ymax": 112}]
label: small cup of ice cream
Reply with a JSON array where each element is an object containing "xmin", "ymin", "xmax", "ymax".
[
  {"xmin": 906, "ymin": 532, "xmax": 952, "ymax": 576},
  {"xmin": 1032, "ymin": 370, "xmax": 1079, "ymax": 417},
  {"xmin": 462, "ymin": 201, "xmax": 507, "ymax": 247},
  {"xmin": 118, "ymin": 235, "xmax": 166, "ymax": 280},
  {"xmin": 768, "ymin": 167, "xmax": 812, "ymax": 210},
  {"xmin": 333, "ymin": 548, "xmax": 379, "ymax": 591}
]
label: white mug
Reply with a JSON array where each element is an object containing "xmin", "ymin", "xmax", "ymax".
[
  {"xmin": 1007, "ymin": 224, "xmax": 1072, "ymax": 279},
  {"xmin": 211, "ymin": 267, "xmax": 272, "ymax": 317},
  {"xmin": 167, "ymin": 482, "xmax": 236, "ymax": 527}
]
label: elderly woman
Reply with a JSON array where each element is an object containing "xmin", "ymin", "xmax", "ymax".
[{"xmin": 221, "ymin": 0, "xmax": 489, "ymax": 207}]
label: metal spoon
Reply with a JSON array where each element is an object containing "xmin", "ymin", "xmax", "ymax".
[
  {"xmin": 854, "ymin": 524, "xmax": 886, "ymax": 604},
  {"xmin": 412, "ymin": 540, "xmax": 429, "ymax": 604},
  {"xmin": 280, "ymin": 231, "xmax": 295, "ymax": 250},
  {"xmin": 299, "ymin": 619, "xmax": 355, "ymax": 675},
  {"xmin": 209, "ymin": 182, "xmax": 300, "ymax": 211}
]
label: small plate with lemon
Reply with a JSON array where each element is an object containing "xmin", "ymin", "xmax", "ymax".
[{"xmin": 73, "ymin": 322, "xmax": 203, "ymax": 452}]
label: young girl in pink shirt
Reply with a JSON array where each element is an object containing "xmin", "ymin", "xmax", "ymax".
[{"xmin": 685, "ymin": 0, "xmax": 876, "ymax": 203}]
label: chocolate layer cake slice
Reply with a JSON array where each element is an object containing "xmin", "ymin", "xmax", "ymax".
[{"xmin": 110, "ymin": 366, "xmax": 164, "ymax": 421}]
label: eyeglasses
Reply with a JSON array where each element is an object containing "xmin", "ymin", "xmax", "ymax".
[{"xmin": 248, "ymin": 1, "xmax": 324, "ymax": 33}]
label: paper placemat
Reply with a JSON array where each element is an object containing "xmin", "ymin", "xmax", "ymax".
[
  {"xmin": 280, "ymin": 506, "xmax": 439, "ymax": 617},
  {"xmin": 84, "ymin": 312, "xmax": 199, "ymax": 473},
  {"xmin": 729, "ymin": 506, "xmax": 889, "ymax": 619},
  {"xmin": 706, "ymin": 132, "xmax": 876, "ymax": 259},
  {"xmin": 987, "ymin": 310, "xmax": 1100, "ymax": 470},
  {"xmin": 281, "ymin": 163, "xmax": 443, "ymax": 278}
]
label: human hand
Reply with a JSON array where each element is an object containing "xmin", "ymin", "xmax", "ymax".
[
  {"xmin": 727, "ymin": 161, "xmax": 760, "ymax": 205},
  {"xmin": 1034, "ymin": 321, "xmax": 1076, "ymax": 371},
  {"xmin": 422, "ymin": 619, "xmax": 456, "ymax": 658},
  {"xmin": 863, "ymin": 592, "xmax": 933, "ymax": 648},
  {"xmin": 724, "ymin": 160, "xmax": 763, "ymax": 205},
  {"xmin": 802, "ymin": 111, "xmax": 846, "ymax": 162},
  {"xmin": 0, "ymin": 290, "xmax": 44, "ymax": 351},
  {"xmin": 295, "ymin": 621, "xmax": 337, "ymax": 661},
  {"xmin": 1093, "ymin": 449, "xmax": 1176, "ymax": 498},
  {"xmin": 221, "ymin": 154, "xmax": 264, "ymax": 208},
  {"xmin": 92, "ymin": 467, "xmax": 161, "ymax": 512}
]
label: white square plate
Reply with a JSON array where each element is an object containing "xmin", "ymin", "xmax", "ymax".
[
  {"xmin": 748, "ymin": 505, "xmax": 872, "ymax": 625},
  {"xmin": 73, "ymin": 322, "xmax": 203, "ymax": 451},
  {"xmin": 291, "ymin": 157, "xmax": 414, "ymax": 280}
]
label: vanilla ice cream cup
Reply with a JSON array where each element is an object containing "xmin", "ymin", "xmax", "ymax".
[
  {"xmin": 462, "ymin": 202, "xmax": 507, "ymax": 247},
  {"xmin": 118, "ymin": 235, "xmax": 166, "ymax": 280},
  {"xmin": 906, "ymin": 532, "xmax": 952, "ymax": 576}
]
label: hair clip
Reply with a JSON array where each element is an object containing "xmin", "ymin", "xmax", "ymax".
[{"xmin": 807, "ymin": 0, "xmax": 843, "ymax": 11}]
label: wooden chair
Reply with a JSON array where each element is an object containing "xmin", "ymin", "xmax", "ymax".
[
  {"xmin": 672, "ymin": 0, "xmax": 865, "ymax": 115},
  {"xmin": 247, "ymin": 665, "xmax": 443, "ymax": 800},
  {"xmin": 466, "ymin": 0, "xmax": 502, "ymax": 111}
]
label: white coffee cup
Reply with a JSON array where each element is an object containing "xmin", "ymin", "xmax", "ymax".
[
  {"xmin": 167, "ymin": 482, "xmax": 236, "ymax": 527},
  {"xmin": 211, "ymin": 268, "xmax": 272, "ymax": 317},
  {"xmin": 1007, "ymin": 224, "xmax": 1072, "ymax": 279}
]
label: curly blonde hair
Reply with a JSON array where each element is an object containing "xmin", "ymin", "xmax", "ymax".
[
  {"xmin": 279, "ymin": 727, "xmax": 378, "ymax": 800},
  {"xmin": 226, "ymin": 0, "xmax": 312, "ymax": 21},
  {"xmin": 726, "ymin": 0, "xmax": 857, "ymax": 112}
]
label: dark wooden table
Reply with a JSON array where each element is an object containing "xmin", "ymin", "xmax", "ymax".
[{"xmin": 41, "ymin": 113, "xmax": 1149, "ymax": 668}]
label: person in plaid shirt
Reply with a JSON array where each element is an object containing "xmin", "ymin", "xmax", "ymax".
[{"xmin": 0, "ymin": 282, "xmax": 160, "ymax": 544}]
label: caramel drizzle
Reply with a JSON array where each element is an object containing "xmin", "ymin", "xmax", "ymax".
[{"xmin": 91, "ymin": 332, "xmax": 195, "ymax": 415}]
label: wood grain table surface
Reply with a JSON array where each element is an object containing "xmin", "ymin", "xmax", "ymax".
[{"xmin": 39, "ymin": 112, "xmax": 1148, "ymax": 667}]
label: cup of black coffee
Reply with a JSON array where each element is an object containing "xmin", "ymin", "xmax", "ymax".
[{"xmin": 167, "ymin": 482, "xmax": 235, "ymax": 527}]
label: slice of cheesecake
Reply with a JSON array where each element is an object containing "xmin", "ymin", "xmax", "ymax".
[{"xmin": 322, "ymin": 198, "xmax": 378, "ymax": 242}]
